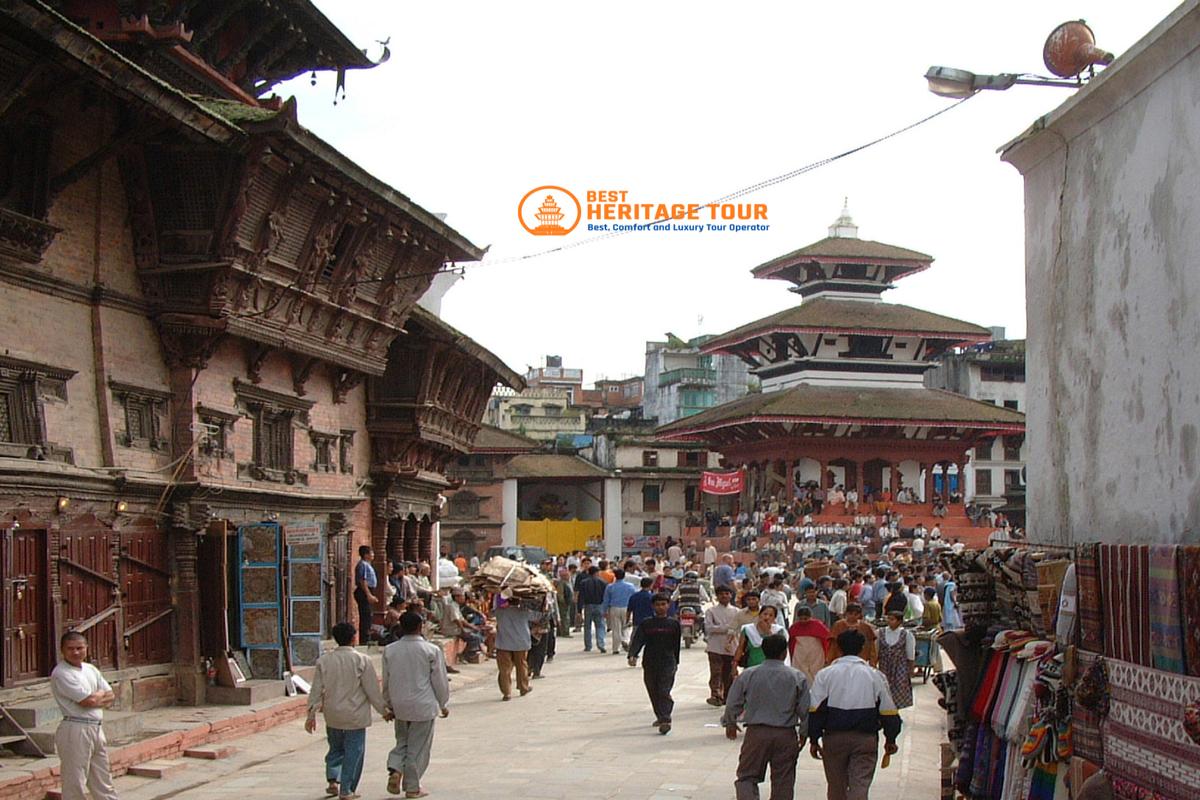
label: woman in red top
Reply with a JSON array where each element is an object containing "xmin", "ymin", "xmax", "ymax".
[{"xmin": 787, "ymin": 605, "xmax": 831, "ymax": 684}]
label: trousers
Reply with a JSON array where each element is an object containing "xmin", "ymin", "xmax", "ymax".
[
  {"xmin": 354, "ymin": 587, "xmax": 373, "ymax": 644},
  {"xmin": 607, "ymin": 608, "xmax": 630, "ymax": 653},
  {"xmin": 821, "ymin": 730, "xmax": 879, "ymax": 800},
  {"xmin": 707, "ymin": 651, "xmax": 735, "ymax": 701},
  {"xmin": 496, "ymin": 649, "xmax": 530, "ymax": 697},
  {"xmin": 529, "ymin": 634, "xmax": 548, "ymax": 676},
  {"xmin": 643, "ymin": 661, "xmax": 677, "ymax": 723},
  {"xmin": 583, "ymin": 604, "xmax": 606, "ymax": 650},
  {"xmin": 324, "ymin": 726, "xmax": 366, "ymax": 793},
  {"xmin": 56, "ymin": 721, "xmax": 118, "ymax": 800},
  {"xmin": 387, "ymin": 719, "xmax": 435, "ymax": 794},
  {"xmin": 735, "ymin": 725, "xmax": 801, "ymax": 800}
]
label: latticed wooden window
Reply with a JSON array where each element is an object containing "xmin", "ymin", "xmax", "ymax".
[
  {"xmin": 310, "ymin": 431, "xmax": 336, "ymax": 473},
  {"xmin": 256, "ymin": 410, "xmax": 293, "ymax": 471},
  {"xmin": 0, "ymin": 391, "xmax": 13, "ymax": 442}
]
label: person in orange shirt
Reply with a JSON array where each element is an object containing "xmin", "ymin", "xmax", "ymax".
[
  {"xmin": 598, "ymin": 559, "xmax": 616, "ymax": 584},
  {"xmin": 453, "ymin": 553, "xmax": 468, "ymax": 574},
  {"xmin": 826, "ymin": 603, "xmax": 878, "ymax": 666}
]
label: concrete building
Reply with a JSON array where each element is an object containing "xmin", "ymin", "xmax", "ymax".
[
  {"xmin": 925, "ymin": 336, "xmax": 1027, "ymax": 506},
  {"xmin": 523, "ymin": 355, "xmax": 584, "ymax": 401},
  {"xmin": 486, "ymin": 387, "xmax": 587, "ymax": 442},
  {"xmin": 642, "ymin": 334, "xmax": 753, "ymax": 425},
  {"xmin": 1001, "ymin": 2, "xmax": 1200, "ymax": 545},
  {"xmin": 590, "ymin": 422, "xmax": 723, "ymax": 552}
]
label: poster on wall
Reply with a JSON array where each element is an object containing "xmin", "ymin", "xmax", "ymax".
[
  {"xmin": 701, "ymin": 470, "xmax": 744, "ymax": 495},
  {"xmin": 622, "ymin": 535, "xmax": 661, "ymax": 555}
]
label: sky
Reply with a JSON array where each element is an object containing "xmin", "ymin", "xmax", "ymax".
[{"xmin": 280, "ymin": 2, "xmax": 1183, "ymax": 384}]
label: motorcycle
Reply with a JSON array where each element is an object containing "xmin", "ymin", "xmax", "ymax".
[{"xmin": 679, "ymin": 605, "xmax": 702, "ymax": 648}]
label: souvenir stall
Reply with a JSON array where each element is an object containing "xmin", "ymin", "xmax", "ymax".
[
  {"xmin": 933, "ymin": 546, "xmax": 1076, "ymax": 800},
  {"xmin": 935, "ymin": 543, "xmax": 1200, "ymax": 800}
]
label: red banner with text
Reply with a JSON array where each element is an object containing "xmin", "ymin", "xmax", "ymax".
[{"xmin": 700, "ymin": 470, "xmax": 744, "ymax": 495}]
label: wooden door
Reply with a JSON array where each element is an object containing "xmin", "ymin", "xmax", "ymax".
[
  {"xmin": 119, "ymin": 521, "xmax": 172, "ymax": 665},
  {"xmin": 2, "ymin": 528, "xmax": 50, "ymax": 685},
  {"xmin": 59, "ymin": 516, "xmax": 119, "ymax": 668}
]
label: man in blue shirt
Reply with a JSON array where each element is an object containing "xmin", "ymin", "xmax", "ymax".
[
  {"xmin": 713, "ymin": 554, "xmax": 736, "ymax": 593},
  {"xmin": 601, "ymin": 569, "xmax": 638, "ymax": 655},
  {"xmin": 627, "ymin": 577, "xmax": 655, "ymax": 629},
  {"xmin": 354, "ymin": 545, "xmax": 378, "ymax": 644}
]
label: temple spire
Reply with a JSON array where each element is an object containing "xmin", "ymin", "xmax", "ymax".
[{"xmin": 828, "ymin": 197, "xmax": 858, "ymax": 239}]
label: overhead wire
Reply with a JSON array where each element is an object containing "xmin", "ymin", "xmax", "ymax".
[
  {"xmin": 222, "ymin": 96, "xmax": 973, "ymax": 316},
  {"xmin": 480, "ymin": 95, "xmax": 975, "ymax": 265}
]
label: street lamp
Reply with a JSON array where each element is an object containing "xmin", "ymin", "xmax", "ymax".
[{"xmin": 926, "ymin": 20, "xmax": 1113, "ymax": 98}]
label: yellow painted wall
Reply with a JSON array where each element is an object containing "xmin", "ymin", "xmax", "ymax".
[{"xmin": 517, "ymin": 519, "xmax": 602, "ymax": 554}]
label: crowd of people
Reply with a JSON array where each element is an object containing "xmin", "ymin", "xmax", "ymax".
[{"xmin": 297, "ymin": 532, "xmax": 978, "ymax": 799}]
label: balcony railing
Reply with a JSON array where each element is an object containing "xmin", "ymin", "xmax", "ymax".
[{"xmin": 658, "ymin": 367, "xmax": 717, "ymax": 387}]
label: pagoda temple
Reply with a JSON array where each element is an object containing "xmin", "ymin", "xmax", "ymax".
[{"xmin": 657, "ymin": 203, "xmax": 1025, "ymax": 512}]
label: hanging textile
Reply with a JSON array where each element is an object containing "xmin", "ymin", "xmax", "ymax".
[
  {"xmin": 1055, "ymin": 562, "xmax": 1078, "ymax": 647},
  {"xmin": 1099, "ymin": 545, "xmax": 1152, "ymax": 667},
  {"xmin": 1148, "ymin": 545, "xmax": 1185, "ymax": 674},
  {"xmin": 1101, "ymin": 658, "xmax": 1200, "ymax": 799},
  {"xmin": 1077, "ymin": 544, "xmax": 1105, "ymax": 653},
  {"xmin": 1180, "ymin": 546, "xmax": 1200, "ymax": 677}
]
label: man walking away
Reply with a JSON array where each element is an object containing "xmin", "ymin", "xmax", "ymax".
[
  {"xmin": 576, "ymin": 565, "xmax": 609, "ymax": 653},
  {"xmin": 705, "ymin": 585, "xmax": 739, "ymax": 706},
  {"xmin": 627, "ymin": 593, "xmax": 682, "ymax": 734},
  {"xmin": 306, "ymin": 622, "xmax": 391, "ymax": 799},
  {"xmin": 51, "ymin": 632, "xmax": 118, "ymax": 800},
  {"xmin": 494, "ymin": 596, "xmax": 533, "ymax": 700},
  {"xmin": 808, "ymin": 629, "xmax": 902, "ymax": 800},
  {"xmin": 354, "ymin": 546, "xmax": 379, "ymax": 645},
  {"xmin": 722, "ymin": 634, "xmax": 810, "ymax": 800},
  {"xmin": 382, "ymin": 612, "xmax": 450, "ymax": 798},
  {"xmin": 628, "ymin": 577, "xmax": 656, "ymax": 629},
  {"xmin": 601, "ymin": 568, "xmax": 637, "ymax": 654}
]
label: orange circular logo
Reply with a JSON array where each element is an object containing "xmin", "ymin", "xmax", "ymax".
[{"xmin": 518, "ymin": 186, "xmax": 581, "ymax": 236}]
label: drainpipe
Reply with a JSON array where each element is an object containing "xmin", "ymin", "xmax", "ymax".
[{"xmin": 91, "ymin": 159, "xmax": 115, "ymax": 467}]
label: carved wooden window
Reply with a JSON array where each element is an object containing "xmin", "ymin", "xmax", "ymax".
[
  {"xmin": 0, "ymin": 119, "xmax": 58, "ymax": 263},
  {"xmin": 233, "ymin": 380, "xmax": 313, "ymax": 484},
  {"xmin": 0, "ymin": 356, "xmax": 75, "ymax": 461},
  {"xmin": 449, "ymin": 491, "xmax": 479, "ymax": 519},
  {"xmin": 257, "ymin": 410, "xmax": 293, "ymax": 471},
  {"xmin": 110, "ymin": 382, "xmax": 169, "ymax": 451},
  {"xmin": 0, "ymin": 379, "xmax": 37, "ymax": 444},
  {"xmin": 339, "ymin": 430, "xmax": 355, "ymax": 474},
  {"xmin": 310, "ymin": 431, "xmax": 337, "ymax": 473},
  {"xmin": 197, "ymin": 406, "xmax": 237, "ymax": 460}
]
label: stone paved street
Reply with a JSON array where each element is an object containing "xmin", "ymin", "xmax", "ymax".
[{"xmin": 108, "ymin": 642, "xmax": 945, "ymax": 800}]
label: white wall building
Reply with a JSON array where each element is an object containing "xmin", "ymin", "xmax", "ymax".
[
  {"xmin": 925, "ymin": 337, "xmax": 1027, "ymax": 506},
  {"xmin": 1001, "ymin": 3, "xmax": 1200, "ymax": 544}
]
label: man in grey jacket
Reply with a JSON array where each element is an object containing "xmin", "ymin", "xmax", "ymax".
[
  {"xmin": 382, "ymin": 612, "xmax": 450, "ymax": 798},
  {"xmin": 306, "ymin": 622, "xmax": 390, "ymax": 799},
  {"xmin": 721, "ymin": 634, "xmax": 811, "ymax": 800}
]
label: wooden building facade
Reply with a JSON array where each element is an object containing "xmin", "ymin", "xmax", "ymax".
[{"xmin": 0, "ymin": 0, "xmax": 518, "ymax": 706}]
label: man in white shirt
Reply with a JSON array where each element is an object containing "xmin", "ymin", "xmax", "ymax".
[
  {"xmin": 306, "ymin": 622, "xmax": 391, "ymax": 799},
  {"xmin": 382, "ymin": 612, "xmax": 451, "ymax": 797},
  {"xmin": 50, "ymin": 631, "xmax": 118, "ymax": 800},
  {"xmin": 703, "ymin": 540, "xmax": 719, "ymax": 568},
  {"xmin": 703, "ymin": 586, "xmax": 740, "ymax": 706}
]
